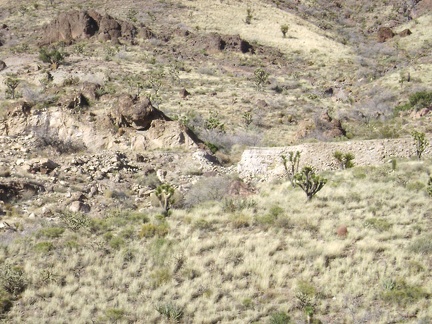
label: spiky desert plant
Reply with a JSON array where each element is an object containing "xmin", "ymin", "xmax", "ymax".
[
  {"xmin": 4, "ymin": 75, "xmax": 20, "ymax": 99},
  {"xmin": 155, "ymin": 184, "xmax": 175, "ymax": 216},
  {"xmin": 333, "ymin": 151, "xmax": 355, "ymax": 169},
  {"xmin": 245, "ymin": 7, "xmax": 254, "ymax": 24},
  {"xmin": 294, "ymin": 166, "xmax": 327, "ymax": 201},
  {"xmin": 411, "ymin": 131, "xmax": 429, "ymax": 160},
  {"xmin": 254, "ymin": 68, "xmax": 269, "ymax": 91},
  {"xmin": 281, "ymin": 151, "xmax": 301, "ymax": 187}
]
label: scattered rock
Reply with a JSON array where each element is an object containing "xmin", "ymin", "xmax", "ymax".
[
  {"xmin": 0, "ymin": 60, "xmax": 6, "ymax": 71},
  {"xmin": 324, "ymin": 87, "xmax": 334, "ymax": 97},
  {"xmin": 63, "ymin": 93, "xmax": 89, "ymax": 109},
  {"xmin": 69, "ymin": 200, "xmax": 91, "ymax": 213},
  {"xmin": 399, "ymin": 29, "xmax": 412, "ymax": 37},
  {"xmin": 179, "ymin": 88, "xmax": 190, "ymax": 98},
  {"xmin": 337, "ymin": 225, "xmax": 348, "ymax": 238},
  {"xmin": 410, "ymin": 108, "xmax": 430, "ymax": 118},
  {"xmin": 377, "ymin": 27, "xmax": 394, "ymax": 42},
  {"xmin": 81, "ymin": 82, "xmax": 102, "ymax": 100}
]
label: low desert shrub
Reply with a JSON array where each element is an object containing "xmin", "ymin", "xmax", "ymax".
[
  {"xmin": 381, "ymin": 279, "xmax": 429, "ymax": 306},
  {"xmin": 155, "ymin": 303, "xmax": 184, "ymax": 322},
  {"xmin": 34, "ymin": 242, "xmax": 54, "ymax": 253},
  {"xmin": 36, "ymin": 227, "xmax": 65, "ymax": 239},
  {"xmin": 269, "ymin": 311, "xmax": 291, "ymax": 324},
  {"xmin": 60, "ymin": 212, "xmax": 90, "ymax": 232},
  {"xmin": 0, "ymin": 289, "xmax": 12, "ymax": 316},
  {"xmin": 364, "ymin": 218, "xmax": 392, "ymax": 232},
  {"xmin": 139, "ymin": 223, "xmax": 169, "ymax": 238},
  {"xmin": 151, "ymin": 268, "xmax": 172, "ymax": 288},
  {"xmin": 408, "ymin": 234, "xmax": 432, "ymax": 254},
  {"xmin": 0, "ymin": 265, "xmax": 27, "ymax": 296}
]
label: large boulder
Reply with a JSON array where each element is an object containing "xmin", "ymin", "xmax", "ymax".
[
  {"xmin": 0, "ymin": 60, "xmax": 6, "ymax": 71},
  {"xmin": 113, "ymin": 95, "xmax": 170, "ymax": 130},
  {"xmin": 377, "ymin": 27, "xmax": 394, "ymax": 43}
]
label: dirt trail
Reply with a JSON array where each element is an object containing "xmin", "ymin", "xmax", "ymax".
[{"xmin": 238, "ymin": 137, "xmax": 432, "ymax": 181}]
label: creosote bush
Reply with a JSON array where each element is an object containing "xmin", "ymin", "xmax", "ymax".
[{"xmin": 38, "ymin": 46, "xmax": 65, "ymax": 69}]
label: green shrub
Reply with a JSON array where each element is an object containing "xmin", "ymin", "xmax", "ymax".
[
  {"xmin": 139, "ymin": 223, "xmax": 169, "ymax": 238},
  {"xmin": 60, "ymin": 212, "xmax": 90, "ymax": 232},
  {"xmin": 109, "ymin": 236, "xmax": 125, "ymax": 250},
  {"xmin": 381, "ymin": 279, "xmax": 429, "ymax": 305},
  {"xmin": 364, "ymin": 218, "xmax": 392, "ymax": 232},
  {"xmin": 230, "ymin": 214, "xmax": 251, "ymax": 228},
  {"xmin": 34, "ymin": 242, "xmax": 54, "ymax": 253},
  {"xmin": 0, "ymin": 265, "xmax": 27, "ymax": 296},
  {"xmin": 394, "ymin": 91, "xmax": 432, "ymax": 115},
  {"xmin": 155, "ymin": 303, "xmax": 184, "ymax": 322},
  {"xmin": 38, "ymin": 47, "xmax": 64, "ymax": 69},
  {"xmin": 105, "ymin": 308, "xmax": 125, "ymax": 321},
  {"xmin": 222, "ymin": 198, "xmax": 257, "ymax": 213},
  {"xmin": 37, "ymin": 227, "xmax": 65, "ymax": 239},
  {"xmin": 269, "ymin": 311, "xmax": 291, "ymax": 324},
  {"xmin": 151, "ymin": 268, "xmax": 172, "ymax": 288},
  {"xmin": 192, "ymin": 219, "xmax": 214, "ymax": 231}
]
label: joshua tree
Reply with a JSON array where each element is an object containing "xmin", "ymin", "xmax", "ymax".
[
  {"xmin": 4, "ymin": 75, "xmax": 20, "ymax": 99},
  {"xmin": 294, "ymin": 166, "xmax": 327, "ymax": 201},
  {"xmin": 411, "ymin": 131, "xmax": 429, "ymax": 160},
  {"xmin": 155, "ymin": 184, "xmax": 175, "ymax": 216},
  {"xmin": 245, "ymin": 7, "xmax": 254, "ymax": 24},
  {"xmin": 254, "ymin": 68, "xmax": 269, "ymax": 91},
  {"xmin": 281, "ymin": 151, "xmax": 301, "ymax": 187}
]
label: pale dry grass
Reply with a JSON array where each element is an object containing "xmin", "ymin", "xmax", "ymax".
[{"xmin": 1, "ymin": 160, "xmax": 432, "ymax": 323}]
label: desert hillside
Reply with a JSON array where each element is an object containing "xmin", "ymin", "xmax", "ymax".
[{"xmin": 0, "ymin": 0, "xmax": 431, "ymax": 323}]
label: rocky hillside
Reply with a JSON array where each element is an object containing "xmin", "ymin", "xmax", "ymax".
[{"xmin": 0, "ymin": 0, "xmax": 431, "ymax": 323}]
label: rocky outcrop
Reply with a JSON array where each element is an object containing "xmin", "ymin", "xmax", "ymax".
[
  {"xmin": 188, "ymin": 32, "xmax": 254, "ymax": 54},
  {"xmin": 131, "ymin": 119, "xmax": 201, "ymax": 150},
  {"xmin": 112, "ymin": 95, "xmax": 170, "ymax": 130},
  {"xmin": 0, "ymin": 181, "xmax": 45, "ymax": 203},
  {"xmin": 39, "ymin": 10, "xmax": 153, "ymax": 45}
]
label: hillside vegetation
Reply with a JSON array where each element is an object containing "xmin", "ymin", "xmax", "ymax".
[{"xmin": 0, "ymin": 0, "xmax": 431, "ymax": 323}]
